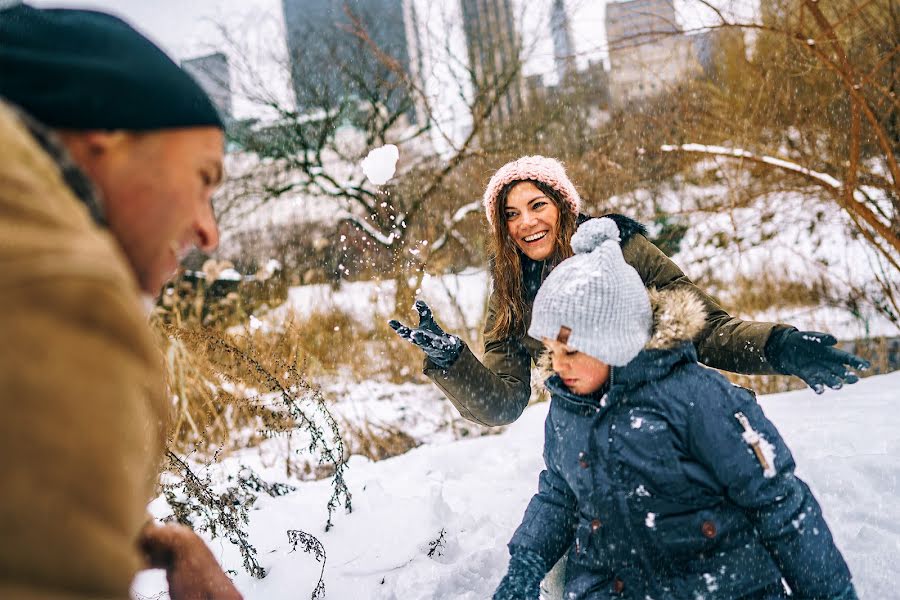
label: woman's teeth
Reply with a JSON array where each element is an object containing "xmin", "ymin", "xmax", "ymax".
[{"xmin": 524, "ymin": 231, "xmax": 547, "ymax": 242}]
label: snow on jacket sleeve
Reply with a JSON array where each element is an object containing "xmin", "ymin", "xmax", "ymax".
[
  {"xmin": 686, "ymin": 378, "xmax": 853, "ymax": 599},
  {"xmin": 508, "ymin": 408, "xmax": 577, "ymax": 567}
]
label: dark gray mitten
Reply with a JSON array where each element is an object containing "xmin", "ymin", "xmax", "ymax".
[
  {"xmin": 492, "ymin": 547, "xmax": 548, "ymax": 600},
  {"xmin": 765, "ymin": 329, "xmax": 870, "ymax": 394},
  {"xmin": 389, "ymin": 300, "xmax": 463, "ymax": 369}
]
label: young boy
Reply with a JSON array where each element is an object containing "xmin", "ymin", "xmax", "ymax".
[{"xmin": 493, "ymin": 218, "xmax": 858, "ymax": 600}]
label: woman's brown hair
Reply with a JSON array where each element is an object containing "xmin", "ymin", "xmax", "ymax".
[{"xmin": 486, "ymin": 179, "xmax": 578, "ymax": 341}]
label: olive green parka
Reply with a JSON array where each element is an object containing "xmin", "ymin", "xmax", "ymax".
[{"xmin": 425, "ymin": 215, "xmax": 787, "ymax": 426}]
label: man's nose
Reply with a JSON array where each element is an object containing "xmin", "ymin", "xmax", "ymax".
[{"xmin": 195, "ymin": 200, "xmax": 219, "ymax": 252}]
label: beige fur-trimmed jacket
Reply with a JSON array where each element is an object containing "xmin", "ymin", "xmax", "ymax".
[{"xmin": 0, "ymin": 100, "xmax": 169, "ymax": 599}]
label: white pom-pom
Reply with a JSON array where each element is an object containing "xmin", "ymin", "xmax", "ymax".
[{"xmin": 570, "ymin": 217, "xmax": 621, "ymax": 254}]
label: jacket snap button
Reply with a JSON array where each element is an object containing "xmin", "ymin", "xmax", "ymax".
[
  {"xmin": 591, "ymin": 519, "xmax": 601, "ymax": 531},
  {"xmin": 701, "ymin": 520, "xmax": 717, "ymax": 539},
  {"xmin": 613, "ymin": 578, "xmax": 625, "ymax": 593},
  {"xmin": 578, "ymin": 451, "xmax": 589, "ymax": 469}
]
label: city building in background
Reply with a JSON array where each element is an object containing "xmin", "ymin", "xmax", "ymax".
[
  {"xmin": 605, "ymin": 0, "xmax": 701, "ymax": 106},
  {"xmin": 281, "ymin": 0, "xmax": 416, "ymax": 123},
  {"xmin": 550, "ymin": 0, "xmax": 576, "ymax": 85},
  {"xmin": 182, "ymin": 52, "xmax": 233, "ymax": 121},
  {"xmin": 460, "ymin": 0, "xmax": 526, "ymax": 132},
  {"xmin": 691, "ymin": 26, "xmax": 747, "ymax": 80}
]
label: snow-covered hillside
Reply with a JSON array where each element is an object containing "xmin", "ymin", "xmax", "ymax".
[{"xmin": 134, "ymin": 370, "xmax": 900, "ymax": 600}]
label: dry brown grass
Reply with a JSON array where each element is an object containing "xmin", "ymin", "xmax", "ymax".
[
  {"xmin": 340, "ymin": 419, "xmax": 421, "ymax": 462},
  {"xmin": 152, "ymin": 298, "xmax": 427, "ymax": 463},
  {"xmin": 720, "ymin": 273, "xmax": 832, "ymax": 315}
]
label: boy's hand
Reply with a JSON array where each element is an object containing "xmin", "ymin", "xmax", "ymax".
[
  {"xmin": 389, "ymin": 300, "xmax": 463, "ymax": 369},
  {"xmin": 493, "ymin": 547, "xmax": 547, "ymax": 600},
  {"xmin": 139, "ymin": 523, "xmax": 243, "ymax": 600},
  {"xmin": 765, "ymin": 329, "xmax": 870, "ymax": 393}
]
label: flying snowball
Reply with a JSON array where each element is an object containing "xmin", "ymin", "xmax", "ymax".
[{"xmin": 361, "ymin": 144, "xmax": 400, "ymax": 185}]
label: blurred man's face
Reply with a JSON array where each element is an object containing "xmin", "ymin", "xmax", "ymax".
[{"xmin": 65, "ymin": 127, "xmax": 224, "ymax": 294}]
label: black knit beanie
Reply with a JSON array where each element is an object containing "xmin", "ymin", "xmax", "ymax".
[{"xmin": 0, "ymin": 3, "xmax": 224, "ymax": 130}]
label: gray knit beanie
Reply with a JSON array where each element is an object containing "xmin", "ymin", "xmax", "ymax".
[{"xmin": 528, "ymin": 218, "xmax": 652, "ymax": 366}]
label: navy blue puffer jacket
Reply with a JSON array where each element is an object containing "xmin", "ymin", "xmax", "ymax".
[{"xmin": 509, "ymin": 288, "xmax": 854, "ymax": 600}]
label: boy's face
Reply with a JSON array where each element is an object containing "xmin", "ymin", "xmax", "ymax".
[{"xmin": 544, "ymin": 339, "xmax": 610, "ymax": 395}]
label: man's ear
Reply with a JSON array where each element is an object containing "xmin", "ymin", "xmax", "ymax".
[
  {"xmin": 79, "ymin": 130, "xmax": 131, "ymax": 156},
  {"xmin": 56, "ymin": 129, "xmax": 131, "ymax": 159}
]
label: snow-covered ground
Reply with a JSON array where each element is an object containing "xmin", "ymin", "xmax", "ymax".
[{"xmin": 134, "ymin": 369, "xmax": 900, "ymax": 599}]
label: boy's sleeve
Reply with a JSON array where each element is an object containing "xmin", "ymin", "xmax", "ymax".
[
  {"xmin": 508, "ymin": 409, "xmax": 577, "ymax": 568},
  {"xmin": 686, "ymin": 381, "xmax": 853, "ymax": 599}
]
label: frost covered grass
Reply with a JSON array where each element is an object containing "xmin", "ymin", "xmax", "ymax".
[{"xmin": 135, "ymin": 370, "xmax": 900, "ymax": 600}]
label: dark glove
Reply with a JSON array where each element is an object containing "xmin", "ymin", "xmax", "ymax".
[
  {"xmin": 389, "ymin": 300, "xmax": 463, "ymax": 369},
  {"xmin": 493, "ymin": 547, "xmax": 548, "ymax": 600},
  {"xmin": 765, "ymin": 328, "xmax": 870, "ymax": 394}
]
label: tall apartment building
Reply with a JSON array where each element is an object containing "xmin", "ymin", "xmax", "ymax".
[
  {"xmin": 606, "ymin": 0, "xmax": 679, "ymax": 48},
  {"xmin": 281, "ymin": 0, "xmax": 416, "ymax": 122},
  {"xmin": 182, "ymin": 52, "xmax": 233, "ymax": 121},
  {"xmin": 459, "ymin": 0, "xmax": 526, "ymax": 130},
  {"xmin": 605, "ymin": 0, "xmax": 701, "ymax": 106},
  {"xmin": 550, "ymin": 0, "xmax": 576, "ymax": 84}
]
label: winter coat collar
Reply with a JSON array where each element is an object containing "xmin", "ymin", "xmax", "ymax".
[
  {"xmin": 543, "ymin": 286, "xmax": 708, "ymax": 408},
  {"xmin": 6, "ymin": 102, "xmax": 107, "ymax": 226}
]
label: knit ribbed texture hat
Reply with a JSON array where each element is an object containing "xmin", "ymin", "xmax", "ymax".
[
  {"xmin": 482, "ymin": 155, "xmax": 582, "ymax": 227},
  {"xmin": 0, "ymin": 3, "xmax": 223, "ymax": 130},
  {"xmin": 528, "ymin": 218, "xmax": 651, "ymax": 366}
]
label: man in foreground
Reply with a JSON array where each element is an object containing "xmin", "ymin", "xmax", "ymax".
[{"xmin": 0, "ymin": 4, "xmax": 241, "ymax": 598}]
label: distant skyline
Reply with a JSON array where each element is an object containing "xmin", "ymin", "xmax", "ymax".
[{"xmin": 27, "ymin": 0, "xmax": 757, "ymax": 120}]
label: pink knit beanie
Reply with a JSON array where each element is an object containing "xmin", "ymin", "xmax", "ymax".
[{"xmin": 482, "ymin": 155, "xmax": 582, "ymax": 228}]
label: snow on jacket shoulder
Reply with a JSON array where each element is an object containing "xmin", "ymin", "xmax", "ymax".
[
  {"xmin": 509, "ymin": 287, "xmax": 854, "ymax": 600},
  {"xmin": 0, "ymin": 100, "xmax": 169, "ymax": 599}
]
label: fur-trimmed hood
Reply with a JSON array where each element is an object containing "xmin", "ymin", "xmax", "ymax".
[
  {"xmin": 535, "ymin": 286, "xmax": 707, "ymax": 386},
  {"xmin": 645, "ymin": 286, "xmax": 707, "ymax": 350}
]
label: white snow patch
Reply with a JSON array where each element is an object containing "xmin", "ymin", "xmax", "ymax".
[
  {"xmin": 736, "ymin": 413, "xmax": 778, "ymax": 478},
  {"xmin": 217, "ymin": 267, "xmax": 243, "ymax": 282}
]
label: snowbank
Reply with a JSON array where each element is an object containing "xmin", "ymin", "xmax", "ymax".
[{"xmin": 134, "ymin": 370, "xmax": 900, "ymax": 599}]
